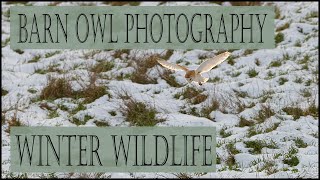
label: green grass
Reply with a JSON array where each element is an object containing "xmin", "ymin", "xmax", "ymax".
[
  {"xmin": 71, "ymin": 103, "xmax": 86, "ymax": 114},
  {"xmin": 255, "ymin": 105, "xmax": 275, "ymax": 123},
  {"xmin": 226, "ymin": 142, "xmax": 240, "ymax": 154},
  {"xmin": 121, "ymin": 98, "xmax": 164, "ymax": 126},
  {"xmin": 238, "ymin": 116, "xmax": 255, "ymax": 127},
  {"xmin": 48, "ymin": 110, "xmax": 59, "ymax": 119},
  {"xmin": 91, "ymin": 61, "xmax": 115, "ymax": 73},
  {"xmin": 269, "ymin": 61, "xmax": 282, "ymax": 67},
  {"xmin": 175, "ymin": 87, "xmax": 207, "ymax": 105},
  {"xmin": 45, "ymin": 51, "xmax": 60, "ymax": 58},
  {"xmin": 283, "ymin": 146, "xmax": 299, "ymax": 167},
  {"xmin": 94, "ymin": 120, "xmax": 109, "ymax": 127},
  {"xmin": 220, "ymin": 126, "xmax": 232, "ymax": 138},
  {"xmin": 28, "ymin": 55, "xmax": 41, "ymax": 63},
  {"xmin": 231, "ymin": 71, "xmax": 241, "ymax": 77},
  {"xmin": 40, "ymin": 77, "xmax": 109, "ymax": 103},
  {"xmin": 247, "ymin": 68, "xmax": 259, "ymax": 78},
  {"xmin": 14, "ymin": 49, "xmax": 24, "ymax": 54},
  {"xmin": 27, "ymin": 88, "xmax": 37, "ymax": 94},
  {"xmin": 278, "ymin": 77, "xmax": 288, "ymax": 85},
  {"xmin": 247, "ymin": 126, "xmax": 263, "ymax": 137},
  {"xmin": 294, "ymin": 138, "xmax": 308, "ymax": 148},
  {"xmin": 275, "ymin": 32, "xmax": 284, "ymax": 44},
  {"xmin": 200, "ymin": 99, "xmax": 220, "ymax": 119},
  {"xmin": 243, "ymin": 49, "xmax": 254, "ymax": 56},
  {"xmin": 295, "ymin": 103, "xmax": 318, "ymax": 119},
  {"xmin": 255, "ymin": 58, "xmax": 261, "ymax": 66},
  {"xmin": 227, "ymin": 56, "xmax": 236, "ymax": 65},
  {"xmin": 276, "ymin": 22, "xmax": 290, "ymax": 32},
  {"xmin": 2, "ymin": 88, "xmax": 8, "ymax": 96},
  {"xmin": 109, "ymin": 111, "xmax": 117, "ymax": 116},
  {"xmin": 244, "ymin": 140, "xmax": 278, "ymax": 154}
]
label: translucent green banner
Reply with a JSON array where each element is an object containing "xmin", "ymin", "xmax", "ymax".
[
  {"xmin": 10, "ymin": 6, "xmax": 274, "ymax": 49},
  {"xmin": 10, "ymin": 127, "xmax": 216, "ymax": 172}
]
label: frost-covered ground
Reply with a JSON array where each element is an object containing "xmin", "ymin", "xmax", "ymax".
[{"xmin": 1, "ymin": 1, "xmax": 319, "ymax": 179}]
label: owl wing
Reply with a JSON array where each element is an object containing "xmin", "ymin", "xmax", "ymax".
[
  {"xmin": 196, "ymin": 52, "xmax": 231, "ymax": 74},
  {"xmin": 157, "ymin": 59, "xmax": 189, "ymax": 72}
]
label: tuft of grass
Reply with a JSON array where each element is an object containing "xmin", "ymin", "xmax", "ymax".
[
  {"xmin": 159, "ymin": 69, "xmax": 182, "ymax": 87},
  {"xmin": 238, "ymin": 116, "xmax": 255, "ymax": 127},
  {"xmin": 28, "ymin": 55, "xmax": 41, "ymax": 63},
  {"xmin": 220, "ymin": 126, "xmax": 232, "ymax": 138},
  {"xmin": 79, "ymin": 85, "xmax": 107, "ymax": 104},
  {"xmin": 278, "ymin": 77, "xmax": 288, "ymax": 85},
  {"xmin": 255, "ymin": 58, "xmax": 261, "ymax": 66},
  {"xmin": 45, "ymin": 51, "xmax": 60, "ymax": 58},
  {"xmin": 14, "ymin": 49, "xmax": 24, "ymax": 54},
  {"xmin": 282, "ymin": 106, "xmax": 304, "ymax": 120},
  {"xmin": 40, "ymin": 76, "xmax": 109, "ymax": 103},
  {"xmin": 301, "ymin": 89, "xmax": 311, "ymax": 98},
  {"xmin": 283, "ymin": 146, "xmax": 299, "ymax": 167},
  {"xmin": 27, "ymin": 88, "xmax": 37, "ymax": 94},
  {"xmin": 113, "ymin": 49, "xmax": 130, "ymax": 59},
  {"xmin": 276, "ymin": 22, "xmax": 290, "ymax": 32},
  {"xmin": 130, "ymin": 55, "xmax": 158, "ymax": 84},
  {"xmin": 5, "ymin": 115, "xmax": 25, "ymax": 134},
  {"xmin": 71, "ymin": 103, "xmax": 86, "ymax": 114},
  {"xmin": 266, "ymin": 71, "xmax": 275, "ymax": 79},
  {"xmin": 269, "ymin": 61, "xmax": 282, "ymax": 67},
  {"xmin": 294, "ymin": 77, "xmax": 303, "ymax": 84},
  {"xmin": 200, "ymin": 98, "xmax": 220, "ymax": 119},
  {"xmin": 275, "ymin": 32, "xmax": 284, "ymax": 44},
  {"xmin": 176, "ymin": 87, "xmax": 207, "ymax": 105},
  {"xmin": 48, "ymin": 110, "xmax": 59, "ymax": 119},
  {"xmin": 265, "ymin": 122, "xmax": 280, "ymax": 133},
  {"xmin": 243, "ymin": 49, "xmax": 254, "ymax": 56},
  {"xmin": 227, "ymin": 56, "xmax": 235, "ymax": 65},
  {"xmin": 233, "ymin": 89, "xmax": 248, "ymax": 98},
  {"xmin": 255, "ymin": 104, "xmax": 275, "ymax": 123},
  {"xmin": 294, "ymin": 138, "xmax": 308, "ymax": 148},
  {"xmin": 305, "ymin": 79, "xmax": 312, "ymax": 86},
  {"xmin": 299, "ymin": 55, "xmax": 310, "ymax": 64},
  {"xmin": 208, "ymin": 76, "xmax": 221, "ymax": 83},
  {"xmin": 70, "ymin": 117, "xmax": 86, "ymax": 126},
  {"xmin": 2, "ymin": 88, "xmax": 8, "ymax": 96},
  {"xmin": 91, "ymin": 61, "xmax": 114, "ymax": 73},
  {"xmin": 247, "ymin": 126, "xmax": 263, "ymax": 137},
  {"xmin": 305, "ymin": 11, "xmax": 318, "ymax": 20},
  {"xmin": 247, "ymin": 68, "xmax": 259, "ymax": 78},
  {"xmin": 283, "ymin": 104, "xmax": 318, "ymax": 120},
  {"xmin": 94, "ymin": 120, "xmax": 109, "ymax": 127},
  {"xmin": 109, "ymin": 111, "xmax": 117, "ymax": 116},
  {"xmin": 226, "ymin": 142, "xmax": 240, "ymax": 154},
  {"xmin": 244, "ymin": 140, "xmax": 278, "ymax": 154},
  {"xmin": 40, "ymin": 77, "xmax": 74, "ymax": 100},
  {"xmin": 294, "ymin": 40, "xmax": 301, "ymax": 47},
  {"xmin": 231, "ymin": 71, "xmax": 241, "ymax": 77},
  {"xmin": 162, "ymin": 49, "xmax": 174, "ymax": 60},
  {"xmin": 121, "ymin": 98, "xmax": 164, "ymax": 126}
]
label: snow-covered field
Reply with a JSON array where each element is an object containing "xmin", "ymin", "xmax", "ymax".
[{"xmin": 1, "ymin": 1, "xmax": 319, "ymax": 179}]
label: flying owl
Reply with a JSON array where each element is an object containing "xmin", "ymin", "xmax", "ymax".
[{"xmin": 157, "ymin": 52, "xmax": 231, "ymax": 85}]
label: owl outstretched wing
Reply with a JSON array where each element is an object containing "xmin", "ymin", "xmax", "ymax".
[
  {"xmin": 157, "ymin": 59, "xmax": 189, "ymax": 72},
  {"xmin": 196, "ymin": 52, "xmax": 230, "ymax": 74}
]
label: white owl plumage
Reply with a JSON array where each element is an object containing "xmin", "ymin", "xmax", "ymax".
[{"xmin": 157, "ymin": 51, "xmax": 230, "ymax": 85}]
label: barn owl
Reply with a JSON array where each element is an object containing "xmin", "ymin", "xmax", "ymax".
[{"xmin": 157, "ymin": 52, "xmax": 231, "ymax": 85}]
